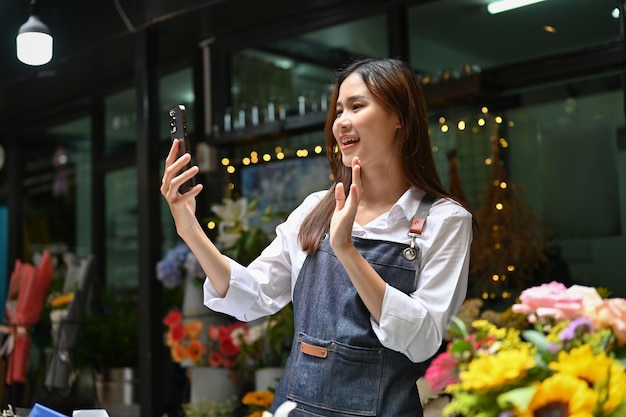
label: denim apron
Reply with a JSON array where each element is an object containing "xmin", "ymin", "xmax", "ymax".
[{"xmin": 271, "ymin": 196, "xmax": 437, "ymax": 416}]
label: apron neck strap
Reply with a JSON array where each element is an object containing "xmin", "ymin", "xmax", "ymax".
[{"xmin": 409, "ymin": 194, "xmax": 437, "ymax": 236}]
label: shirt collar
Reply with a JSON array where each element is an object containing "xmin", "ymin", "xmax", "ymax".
[{"xmin": 390, "ymin": 186, "xmax": 429, "ymax": 223}]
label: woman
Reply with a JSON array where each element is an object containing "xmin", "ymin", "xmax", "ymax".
[{"xmin": 161, "ymin": 58, "xmax": 472, "ymax": 416}]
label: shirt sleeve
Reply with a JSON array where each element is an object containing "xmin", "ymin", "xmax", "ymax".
[
  {"xmin": 203, "ymin": 191, "xmax": 325, "ymax": 322},
  {"xmin": 371, "ymin": 201, "xmax": 472, "ymax": 362}
]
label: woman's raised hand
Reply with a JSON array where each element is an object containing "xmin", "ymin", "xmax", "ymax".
[
  {"xmin": 330, "ymin": 156, "xmax": 361, "ymax": 251},
  {"xmin": 160, "ymin": 139, "xmax": 203, "ymax": 235}
]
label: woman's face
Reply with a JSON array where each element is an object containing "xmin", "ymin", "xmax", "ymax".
[{"xmin": 332, "ymin": 72, "xmax": 401, "ymax": 170}]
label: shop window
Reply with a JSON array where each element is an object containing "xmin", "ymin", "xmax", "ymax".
[
  {"xmin": 408, "ymin": 0, "xmax": 620, "ymax": 79},
  {"xmin": 19, "ymin": 118, "xmax": 92, "ymax": 262},
  {"xmin": 466, "ymin": 71, "xmax": 624, "ymax": 294},
  {"xmin": 105, "ymin": 89, "xmax": 136, "ymax": 155},
  {"xmin": 105, "ymin": 167, "xmax": 138, "ymax": 289}
]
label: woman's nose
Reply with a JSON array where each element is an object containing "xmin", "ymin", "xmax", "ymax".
[{"xmin": 338, "ymin": 116, "xmax": 351, "ymax": 128}]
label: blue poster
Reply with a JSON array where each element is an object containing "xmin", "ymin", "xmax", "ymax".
[
  {"xmin": 0, "ymin": 206, "xmax": 7, "ymax": 310},
  {"xmin": 241, "ymin": 156, "xmax": 332, "ymax": 215}
]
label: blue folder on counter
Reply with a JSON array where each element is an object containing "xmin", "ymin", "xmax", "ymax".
[{"xmin": 28, "ymin": 404, "xmax": 68, "ymax": 417}]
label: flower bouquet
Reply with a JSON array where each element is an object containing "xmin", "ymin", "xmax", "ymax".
[
  {"xmin": 163, "ymin": 309, "xmax": 249, "ymax": 369},
  {"xmin": 425, "ymin": 281, "xmax": 626, "ymax": 417}
]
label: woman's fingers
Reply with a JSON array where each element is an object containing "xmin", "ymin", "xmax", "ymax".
[
  {"xmin": 161, "ymin": 139, "xmax": 196, "ymax": 198},
  {"xmin": 345, "ymin": 156, "xmax": 361, "ymax": 210},
  {"xmin": 335, "ymin": 182, "xmax": 346, "ymax": 211}
]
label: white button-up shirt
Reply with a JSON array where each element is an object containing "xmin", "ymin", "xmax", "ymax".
[{"xmin": 204, "ymin": 186, "xmax": 472, "ymax": 362}]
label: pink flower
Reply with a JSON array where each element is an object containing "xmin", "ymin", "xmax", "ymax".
[
  {"xmin": 424, "ymin": 351, "xmax": 459, "ymax": 391},
  {"xmin": 512, "ymin": 281, "xmax": 585, "ymax": 324},
  {"xmin": 590, "ymin": 298, "xmax": 626, "ymax": 345}
]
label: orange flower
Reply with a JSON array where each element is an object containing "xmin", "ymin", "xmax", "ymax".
[
  {"xmin": 170, "ymin": 342, "xmax": 187, "ymax": 362},
  {"xmin": 242, "ymin": 390, "xmax": 274, "ymax": 408},
  {"xmin": 186, "ymin": 340, "xmax": 205, "ymax": 362},
  {"xmin": 185, "ymin": 320, "xmax": 203, "ymax": 340}
]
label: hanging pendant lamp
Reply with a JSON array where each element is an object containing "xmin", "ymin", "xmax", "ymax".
[{"xmin": 16, "ymin": 0, "xmax": 53, "ymax": 66}]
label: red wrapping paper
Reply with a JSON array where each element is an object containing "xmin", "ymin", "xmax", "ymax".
[{"xmin": 5, "ymin": 251, "xmax": 54, "ymax": 384}]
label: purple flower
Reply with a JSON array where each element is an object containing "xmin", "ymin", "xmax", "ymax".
[
  {"xmin": 156, "ymin": 243, "xmax": 193, "ymax": 288},
  {"xmin": 560, "ymin": 317, "xmax": 594, "ymax": 343},
  {"xmin": 499, "ymin": 412, "xmax": 515, "ymax": 417}
]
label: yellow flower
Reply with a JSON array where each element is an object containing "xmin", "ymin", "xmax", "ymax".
[
  {"xmin": 550, "ymin": 344, "xmax": 612, "ymax": 382},
  {"xmin": 242, "ymin": 390, "xmax": 274, "ymax": 408},
  {"xmin": 520, "ymin": 373, "xmax": 596, "ymax": 417},
  {"xmin": 459, "ymin": 346, "xmax": 535, "ymax": 391},
  {"xmin": 550, "ymin": 345, "xmax": 626, "ymax": 413},
  {"xmin": 49, "ymin": 292, "xmax": 74, "ymax": 309},
  {"xmin": 471, "ymin": 319, "xmax": 527, "ymax": 350}
]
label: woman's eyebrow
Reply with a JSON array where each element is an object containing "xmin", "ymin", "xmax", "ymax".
[{"xmin": 336, "ymin": 94, "xmax": 369, "ymax": 106}]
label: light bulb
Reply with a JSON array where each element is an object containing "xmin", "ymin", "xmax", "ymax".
[{"xmin": 16, "ymin": 7, "xmax": 53, "ymax": 66}]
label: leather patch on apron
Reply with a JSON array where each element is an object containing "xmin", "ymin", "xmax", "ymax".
[{"xmin": 301, "ymin": 342, "xmax": 328, "ymax": 358}]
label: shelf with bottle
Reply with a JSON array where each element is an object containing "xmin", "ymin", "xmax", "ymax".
[{"xmin": 209, "ymin": 109, "xmax": 328, "ymax": 146}]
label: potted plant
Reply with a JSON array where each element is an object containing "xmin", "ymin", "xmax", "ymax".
[{"xmin": 74, "ymin": 288, "xmax": 139, "ymax": 406}]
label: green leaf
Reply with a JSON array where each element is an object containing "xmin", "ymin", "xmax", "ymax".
[
  {"xmin": 496, "ymin": 386, "xmax": 536, "ymax": 412},
  {"xmin": 449, "ymin": 339, "xmax": 473, "ymax": 355},
  {"xmin": 522, "ymin": 329, "xmax": 552, "ymax": 354},
  {"xmin": 450, "ymin": 316, "xmax": 469, "ymax": 338}
]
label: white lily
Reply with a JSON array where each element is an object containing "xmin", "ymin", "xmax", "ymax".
[
  {"xmin": 261, "ymin": 401, "xmax": 297, "ymax": 417},
  {"xmin": 212, "ymin": 197, "xmax": 249, "ymax": 226}
]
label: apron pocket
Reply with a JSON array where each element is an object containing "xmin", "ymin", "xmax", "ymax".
[{"xmin": 286, "ymin": 333, "xmax": 383, "ymax": 416}]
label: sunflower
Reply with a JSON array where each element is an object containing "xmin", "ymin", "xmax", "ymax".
[
  {"xmin": 459, "ymin": 347, "xmax": 535, "ymax": 391},
  {"xmin": 549, "ymin": 344, "xmax": 626, "ymax": 413},
  {"xmin": 520, "ymin": 373, "xmax": 596, "ymax": 417}
]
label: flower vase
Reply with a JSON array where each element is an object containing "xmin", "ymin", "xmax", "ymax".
[
  {"xmin": 182, "ymin": 274, "xmax": 205, "ymax": 317},
  {"xmin": 255, "ymin": 367, "xmax": 284, "ymax": 392},
  {"xmin": 189, "ymin": 366, "xmax": 240, "ymax": 404}
]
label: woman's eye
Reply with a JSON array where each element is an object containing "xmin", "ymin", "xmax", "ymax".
[
  {"xmin": 352, "ymin": 103, "xmax": 362, "ymax": 110},
  {"xmin": 335, "ymin": 109, "xmax": 343, "ymax": 116}
]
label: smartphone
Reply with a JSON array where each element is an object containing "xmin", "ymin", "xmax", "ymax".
[{"xmin": 168, "ymin": 104, "xmax": 194, "ymax": 193}]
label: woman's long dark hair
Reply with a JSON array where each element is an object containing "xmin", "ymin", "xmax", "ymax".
[{"xmin": 298, "ymin": 58, "xmax": 468, "ymax": 253}]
